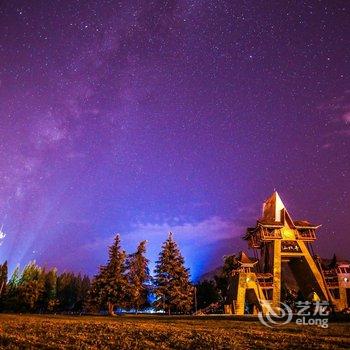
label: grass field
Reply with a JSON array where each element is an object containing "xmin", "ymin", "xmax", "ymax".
[{"xmin": 0, "ymin": 314, "xmax": 349, "ymax": 349}]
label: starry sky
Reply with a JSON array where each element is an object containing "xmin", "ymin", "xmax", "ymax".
[{"xmin": 0, "ymin": 1, "xmax": 349, "ymax": 280}]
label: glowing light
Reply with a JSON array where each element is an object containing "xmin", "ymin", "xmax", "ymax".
[{"xmin": 0, "ymin": 226, "xmax": 6, "ymax": 246}]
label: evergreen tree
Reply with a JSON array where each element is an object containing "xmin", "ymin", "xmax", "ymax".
[
  {"xmin": 75, "ymin": 274, "xmax": 91, "ymax": 311},
  {"xmin": 88, "ymin": 270, "xmax": 106, "ymax": 313},
  {"xmin": 195, "ymin": 280, "xmax": 220, "ymax": 310},
  {"xmin": 154, "ymin": 233, "xmax": 193, "ymax": 314},
  {"xmin": 8, "ymin": 265, "xmax": 20, "ymax": 287},
  {"xmin": 214, "ymin": 254, "xmax": 240, "ymax": 302},
  {"xmin": 57, "ymin": 272, "xmax": 77, "ymax": 311},
  {"xmin": 56, "ymin": 272, "xmax": 90, "ymax": 312},
  {"xmin": 90, "ymin": 234, "xmax": 129, "ymax": 315},
  {"xmin": 0, "ymin": 261, "xmax": 8, "ymax": 311},
  {"xmin": 0, "ymin": 261, "xmax": 8, "ymax": 297},
  {"xmin": 17, "ymin": 261, "xmax": 45, "ymax": 311},
  {"xmin": 3, "ymin": 265, "xmax": 20, "ymax": 311},
  {"xmin": 0, "ymin": 262, "xmax": 89, "ymax": 313},
  {"xmin": 126, "ymin": 240, "xmax": 151, "ymax": 312},
  {"xmin": 42, "ymin": 268, "xmax": 59, "ymax": 312}
]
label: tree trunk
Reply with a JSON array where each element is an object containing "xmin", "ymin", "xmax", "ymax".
[
  {"xmin": 168, "ymin": 308, "xmax": 171, "ymax": 316},
  {"xmin": 107, "ymin": 301, "xmax": 115, "ymax": 316}
]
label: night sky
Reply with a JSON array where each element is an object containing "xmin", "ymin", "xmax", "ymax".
[{"xmin": 0, "ymin": 1, "xmax": 349, "ymax": 280}]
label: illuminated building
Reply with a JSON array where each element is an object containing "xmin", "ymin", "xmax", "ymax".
[{"xmin": 225, "ymin": 192, "xmax": 350, "ymax": 314}]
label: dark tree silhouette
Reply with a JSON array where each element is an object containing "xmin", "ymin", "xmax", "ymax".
[
  {"xmin": 126, "ymin": 240, "xmax": 151, "ymax": 313},
  {"xmin": 154, "ymin": 233, "xmax": 193, "ymax": 314},
  {"xmin": 90, "ymin": 234, "xmax": 128, "ymax": 315}
]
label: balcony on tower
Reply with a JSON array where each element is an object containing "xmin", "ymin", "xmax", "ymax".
[{"xmin": 243, "ymin": 192, "xmax": 320, "ymax": 247}]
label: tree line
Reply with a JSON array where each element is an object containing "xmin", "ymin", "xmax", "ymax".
[
  {"xmin": 0, "ymin": 240, "xmax": 334, "ymax": 315},
  {"xmin": 0, "ymin": 232, "xmax": 195, "ymax": 315},
  {"xmin": 0, "ymin": 260, "xmax": 90, "ymax": 313}
]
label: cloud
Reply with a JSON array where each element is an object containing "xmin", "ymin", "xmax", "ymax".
[
  {"xmin": 82, "ymin": 216, "xmax": 242, "ymax": 253},
  {"xmin": 125, "ymin": 216, "xmax": 242, "ymax": 244},
  {"xmin": 80, "ymin": 216, "xmax": 245, "ymax": 280},
  {"xmin": 126, "ymin": 216, "xmax": 244, "ymax": 279}
]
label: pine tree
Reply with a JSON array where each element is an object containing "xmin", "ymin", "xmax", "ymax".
[
  {"xmin": 154, "ymin": 233, "xmax": 193, "ymax": 314},
  {"xmin": 195, "ymin": 280, "xmax": 220, "ymax": 310},
  {"xmin": 0, "ymin": 261, "xmax": 8, "ymax": 297},
  {"xmin": 7, "ymin": 265, "xmax": 20, "ymax": 295},
  {"xmin": 214, "ymin": 254, "xmax": 240, "ymax": 302},
  {"xmin": 42, "ymin": 268, "xmax": 58, "ymax": 312},
  {"xmin": 88, "ymin": 271, "xmax": 105, "ymax": 313},
  {"xmin": 90, "ymin": 234, "xmax": 129, "ymax": 315},
  {"xmin": 74, "ymin": 274, "xmax": 90, "ymax": 312},
  {"xmin": 0, "ymin": 262, "xmax": 88, "ymax": 313},
  {"xmin": 55, "ymin": 272, "xmax": 90, "ymax": 312},
  {"xmin": 3, "ymin": 265, "xmax": 20, "ymax": 311},
  {"xmin": 17, "ymin": 261, "xmax": 45, "ymax": 311},
  {"xmin": 57, "ymin": 272, "xmax": 76, "ymax": 311},
  {"xmin": 126, "ymin": 240, "xmax": 151, "ymax": 313}
]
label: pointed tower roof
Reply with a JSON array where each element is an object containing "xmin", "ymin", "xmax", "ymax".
[
  {"xmin": 244, "ymin": 192, "xmax": 321, "ymax": 243},
  {"xmin": 258, "ymin": 191, "xmax": 320, "ymax": 229},
  {"xmin": 261, "ymin": 191, "xmax": 286, "ymax": 223},
  {"xmin": 237, "ymin": 251, "xmax": 257, "ymax": 267}
]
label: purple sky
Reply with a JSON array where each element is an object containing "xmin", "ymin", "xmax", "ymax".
[{"xmin": 0, "ymin": 1, "xmax": 349, "ymax": 280}]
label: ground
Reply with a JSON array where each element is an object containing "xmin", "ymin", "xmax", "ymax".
[{"xmin": 0, "ymin": 314, "xmax": 349, "ymax": 349}]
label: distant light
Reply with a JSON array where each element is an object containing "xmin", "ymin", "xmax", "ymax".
[
  {"xmin": 344, "ymin": 277, "xmax": 348, "ymax": 282},
  {"xmin": 0, "ymin": 228, "xmax": 6, "ymax": 246}
]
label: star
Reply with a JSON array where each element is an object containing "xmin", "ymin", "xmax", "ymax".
[{"xmin": 0, "ymin": 0, "xmax": 348, "ymax": 279}]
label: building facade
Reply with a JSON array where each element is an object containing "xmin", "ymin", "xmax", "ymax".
[{"xmin": 225, "ymin": 192, "xmax": 350, "ymax": 315}]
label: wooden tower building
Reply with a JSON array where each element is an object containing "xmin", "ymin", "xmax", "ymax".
[{"xmin": 224, "ymin": 191, "xmax": 350, "ymax": 314}]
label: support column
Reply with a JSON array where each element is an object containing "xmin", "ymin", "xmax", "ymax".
[
  {"xmin": 338, "ymin": 283, "xmax": 347, "ymax": 311},
  {"xmin": 298, "ymin": 241, "xmax": 330, "ymax": 301},
  {"xmin": 235, "ymin": 275, "xmax": 246, "ymax": 315},
  {"xmin": 272, "ymin": 240, "xmax": 281, "ymax": 309}
]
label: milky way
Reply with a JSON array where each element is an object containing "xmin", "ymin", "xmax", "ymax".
[{"xmin": 0, "ymin": 1, "xmax": 349, "ymax": 280}]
